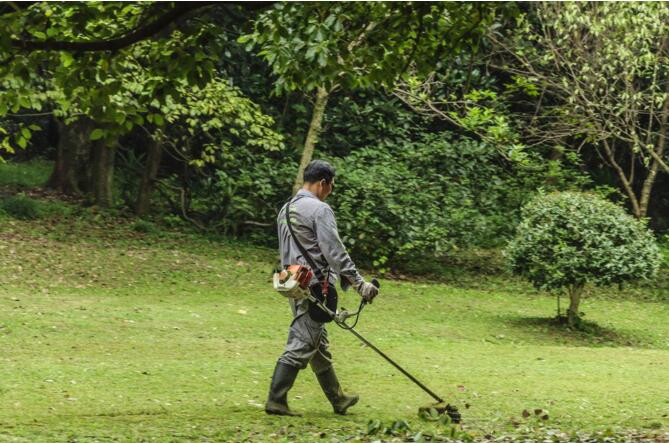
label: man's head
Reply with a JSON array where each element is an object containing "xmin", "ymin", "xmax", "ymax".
[{"xmin": 303, "ymin": 159, "xmax": 335, "ymax": 201}]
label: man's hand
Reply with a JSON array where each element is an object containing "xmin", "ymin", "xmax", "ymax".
[{"xmin": 356, "ymin": 280, "xmax": 379, "ymax": 304}]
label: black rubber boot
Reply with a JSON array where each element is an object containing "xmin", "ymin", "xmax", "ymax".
[
  {"xmin": 265, "ymin": 362, "xmax": 302, "ymax": 416},
  {"xmin": 315, "ymin": 366, "xmax": 359, "ymax": 415}
]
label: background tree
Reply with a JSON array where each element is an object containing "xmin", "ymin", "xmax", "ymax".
[
  {"xmin": 0, "ymin": 2, "xmax": 269, "ymax": 206},
  {"xmin": 144, "ymin": 77, "xmax": 284, "ymax": 224},
  {"xmin": 398, "ymin": 2, "xmax": 669, "ymax": 219},
  {"xmin": 501, "ymin": 2, "xmax": 669, "ymax": 219},
  {"xmin": 506, "ymin": 192, "xmax": 661, "ymax": 326},
  {"xmin": 241, "ymin": 2, "xmax": 503, "ymax": 193}
]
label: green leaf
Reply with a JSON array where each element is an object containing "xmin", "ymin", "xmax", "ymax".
[
  {"xmin": 90, "ymin": 129, "xmax": 105, "ymax": 141},
  {"xmin": 237, "ymin": 34, "xmax": 252, "ymax": 44},
  {"xmin": 317, "ymin": 51, "xmax": 327, "ymax": 67},
  {"xmin": 60, "ymin": 52, "xmax": 74, "ymax": 68}
]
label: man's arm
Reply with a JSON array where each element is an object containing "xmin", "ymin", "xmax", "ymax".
[{"xmin": 314, "ymin": 205, "xmax": 364, "ymax": 289}]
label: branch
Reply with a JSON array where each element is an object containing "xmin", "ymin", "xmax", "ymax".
[
  {"xmin": 642, "ymin": 143, "xmax": 669, "ymax": 174},
  {"xmin": 7, "ymin": 111, "xmax": 54, "ymax": 117},
  {"xmin": 602, "ymin": 138, "xmax": 641, "ymax": 217},
  {"xmin": 10, "ymin": 2, "xmax": 274, "ymax": 52}
]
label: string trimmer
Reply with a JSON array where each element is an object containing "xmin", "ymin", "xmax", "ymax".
[{"xmin": 310, "ymin": 278, "xmax": 461, "ymax": 423}]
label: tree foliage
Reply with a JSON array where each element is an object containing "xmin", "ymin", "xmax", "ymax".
[
  {"xmin": 157, "ymin": 78, "xmax": 284, "ymax": 167},
  {"xmin": 399, "ymin": 2, "xmax": 669, "ymax": 219},
  {"xmin": 503, "ymin": 2, "xmax": 669, "ymax": 218},
  {"xmin": 239, "ymin": 2, "xmax": 509, "ymax": 192},
  {"xmin": 146, "ymin": 78, "xmax": 286, "ymax": 230},
  {"xmin": 240, "ymin": 2, "xmax": 500, "ymax": 94},
  {"xmin": 0, "ymin": 2, "xmax": 261, "ymax": 153}
]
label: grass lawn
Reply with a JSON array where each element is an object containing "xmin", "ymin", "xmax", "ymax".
[
  {"xmin": 0, "ymin": 158, "xmax": 53, "ymax": 190},
  {"xmin": 0, "ymin": 209, "xmax": 668, "ymax": 443},
  {"xmin": 0, "ymin": 159, "xmax": 668, "ymax": 442}
]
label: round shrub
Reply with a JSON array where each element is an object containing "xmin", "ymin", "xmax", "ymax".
[{"xmin": 505, "ymin": 191, "xmax": 661, "ymax": 325}]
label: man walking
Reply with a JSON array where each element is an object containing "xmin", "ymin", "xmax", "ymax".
[{"xmin": 266, "ymin": 159, "xmax": 379, "ymax": 416}]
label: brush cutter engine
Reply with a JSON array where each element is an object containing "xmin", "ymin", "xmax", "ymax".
[{"xmin": 273, "ymin": 265, "xmax": 313, "ymax": 300}]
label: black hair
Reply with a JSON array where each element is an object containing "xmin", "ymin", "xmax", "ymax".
[{"xmin": 303, "ymin": 159, "xmax": 336, "ymax": 184}]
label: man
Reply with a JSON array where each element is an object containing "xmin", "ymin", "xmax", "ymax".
[{"xmin": 266, "ymin": 159, "xmax": 379, "ymax": 417}]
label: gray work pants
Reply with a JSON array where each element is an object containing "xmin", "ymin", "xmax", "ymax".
[{"xmin": 278, "ymin": 310, "xmax": 332, "ymax": 375}]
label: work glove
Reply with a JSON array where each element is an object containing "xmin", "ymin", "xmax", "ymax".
[{"xmin": 355, "ymin": 280, "xmax": 379, "ymax": 304}]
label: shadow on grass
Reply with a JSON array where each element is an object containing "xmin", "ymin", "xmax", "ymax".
[{"xmin": 504, "ymin": 315, "xmax": 658, "ymax": 348}]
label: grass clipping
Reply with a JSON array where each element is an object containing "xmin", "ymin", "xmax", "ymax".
[{"xmin": 418, "ymin": 402, "xmax": 461, "ymax": 423}]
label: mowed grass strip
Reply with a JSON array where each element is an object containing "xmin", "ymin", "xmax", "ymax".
[{"xmin": 1, "ymin": 215, "xmax": 668, "ymax": 441}]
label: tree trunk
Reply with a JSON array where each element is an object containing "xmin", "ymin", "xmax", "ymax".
[
  {"xmin": 45, "ymin": 118, "xmax": 91, "ymax": 194},
  {"xmin": 292, "ymin": 86, "xmax": 330, "ymax": 195},
  {"xmin": 601, "ymin": 139, "xmax": 642, "ymax": 218},
  {"xmin": 567, "ymin": 284, "xmax": 583, "ymax": 327},
  {"xmin": 135, "ymin": 139, "xmax": 163, "ymax": 216},
  {"xmin": 639, "ymin": 74, "xmax": 669, "ymax": 217},
  {"xmin": 90, "ymin": 140, "xmax": 116, "ymax": 208}
]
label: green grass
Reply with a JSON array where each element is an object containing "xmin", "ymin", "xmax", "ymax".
[
  {"xmin": 0, "ymin": 157, "xmax": 51, "ymax": 189},
  {"xmin": 1, "ymin": 212, "xmax": 668, "ymax": 442},
  {"xmin": 0, "ymin": 161, "xmax": 666, "ymax": 441}
]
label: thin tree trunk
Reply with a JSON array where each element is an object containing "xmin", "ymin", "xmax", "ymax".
[
  {"xmin": 45, "ymin": 119, "xmax": 91, "ymax": 195},
  {"xmin": 567, "ymin": 284, "xmax": 583, "ymax": 327},
  {"xmin": 601, "ymin": 139, "xmax": 641, "ymax": 218},
  {"xmin": 135, "ymin": 139, "xmax": 163, "ymax": 216},
  {"xmin": 639, "ymin": 74, "xmax": 669, "ymax": 217},
  {"xmin": 90, "ymin": 140, "xmax": 116, "ymax": 208},
  {"xmin": 292, "ymin": 86, "xmax": 330, "ymax": 195}
]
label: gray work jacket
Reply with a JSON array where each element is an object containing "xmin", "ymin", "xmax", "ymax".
[{"xmin": 277, "ymin": 190, "xmax": 364, "ymax": 316}]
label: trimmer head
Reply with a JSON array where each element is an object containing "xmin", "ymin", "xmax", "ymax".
[{"xmin": 418, "ymin": 402, "xmax": 461, "ymax": 423}]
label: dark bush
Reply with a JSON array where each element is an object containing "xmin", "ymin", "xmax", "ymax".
[
  {"xmin": 0, "ymin": 195, "xmax": 42, "ymax": 220},
  {"xmin": 328, "ymin": 133, "xmax": 544, "ymax": 270}
]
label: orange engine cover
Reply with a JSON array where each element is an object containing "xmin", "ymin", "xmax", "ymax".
[{"xmin": 283, "ymin": 265, "xmax": 313, "ymax": 289}]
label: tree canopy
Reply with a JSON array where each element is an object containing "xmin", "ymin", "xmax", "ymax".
[{"xmin": 0, "ymin": 1, "xmax": 666, "ymax": 274}]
